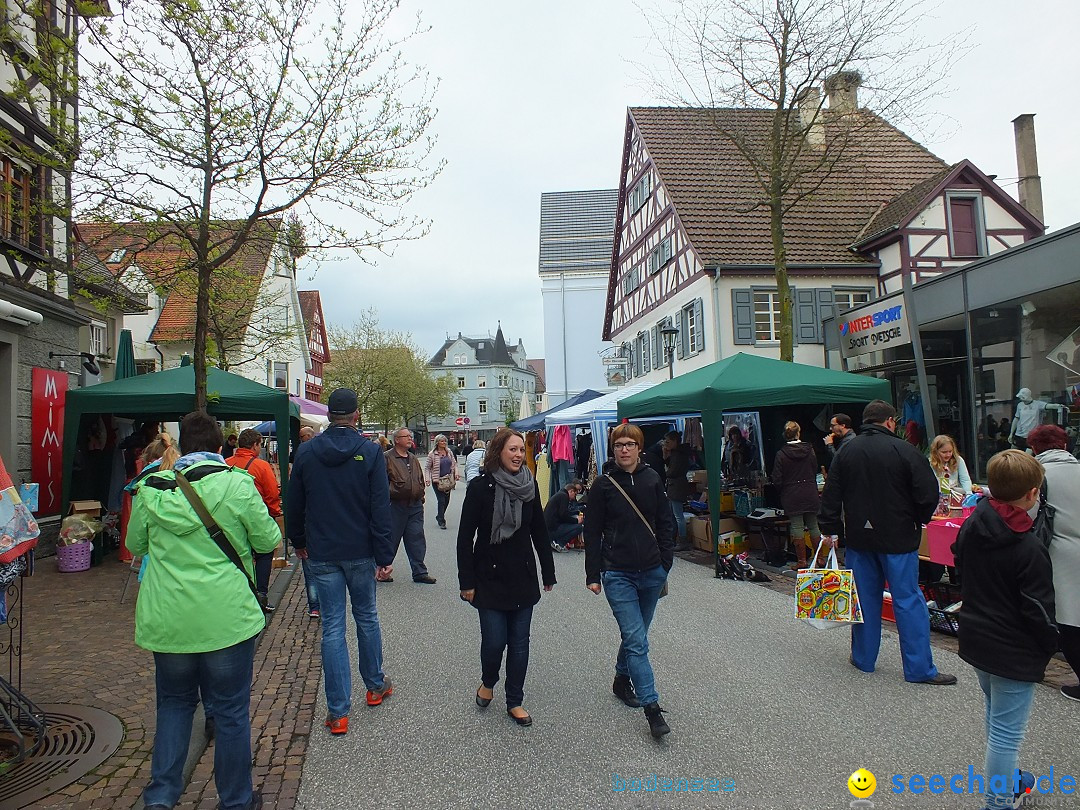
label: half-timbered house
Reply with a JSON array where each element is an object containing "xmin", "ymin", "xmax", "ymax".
[
  {"xmin": 603, "ymin": 77, "xmax": 1044, "ymax": 383},
  {"xmin": 298, "ymin": 290, "xmax": 330, "ymax": 401},
  {"xmin": 0, "ymin": 0, "xmax": 109, "ymax": 497}
]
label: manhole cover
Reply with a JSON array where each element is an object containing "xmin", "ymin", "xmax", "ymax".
[{"xmin": 0, "ymin": 704, "xmax": 124, "ymax": 808}]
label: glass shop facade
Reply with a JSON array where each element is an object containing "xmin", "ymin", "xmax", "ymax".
[{"xmin": 823, "ymin": 223, "xmax": 1080, "ymax": 479}]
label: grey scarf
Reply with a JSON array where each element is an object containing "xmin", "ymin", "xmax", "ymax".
[{"xmin": 490, "ymin": 465, "xmax": 536, "ymax": 545}]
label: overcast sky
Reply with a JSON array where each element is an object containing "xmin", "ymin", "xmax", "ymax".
[{"xmin": 306, "ymin": 0, "xmax": 1080, "ymax": 363}]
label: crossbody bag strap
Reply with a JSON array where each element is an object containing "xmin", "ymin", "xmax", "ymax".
[
  {"xmin": 174, "ymin": 470, "xmax": 260, "ymax": 600},
  {"xmin": 605, "ymin": 474, "xmax": 655, "ymax": 538}
]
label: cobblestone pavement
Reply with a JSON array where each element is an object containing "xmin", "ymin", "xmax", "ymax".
[{"xmin": 16, "ymin": 553, "xmax": 318, "ymax": 810}]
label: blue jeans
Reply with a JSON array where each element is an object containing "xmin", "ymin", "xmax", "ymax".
[
  {"xmin": 550, "ymin": 522, "xmax": 582, "ymax": 547},
  {"xmin": 306, "ymin": 558, "xmax": 387, "ymax": 719},
  {"xmin": 300, "ymin": 558, "xmax": 319, "ymax": 611},
  {"xmin": 432, "ymin": 485, "xmax": 451, "ymax": 525},
  {"xmin": 477, "ymin": 606, "xmax": 533, "ymax": 709},
  {"xmin": 846, "ymin": 547, "xmax": 937, "ymax": 681},
  {"xmin": 602, "ymin": 565, "xmax": 668, "ymax": 706},
  {"xmin": 670, "ymin": 500, "xmax": 687, "ymax": 543},
  {"xmin": 144, "ymin": 635, "xmax": 257, "ymax": 809},
  {"xmin": 390, "ymin": 501, "xmax": 429, "ymax": 578},
  {"xmin": 975, "ymin": 668, "xmax": 1036, "ymax": 809}
]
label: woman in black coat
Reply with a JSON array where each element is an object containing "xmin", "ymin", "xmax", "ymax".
[
  {"xmin": 457, "ymin": 428, "xmax": 556, "ymax": 727},
  {"xmin": 771, "ymin": 421, "xmax": 822, "ymax": 568}
]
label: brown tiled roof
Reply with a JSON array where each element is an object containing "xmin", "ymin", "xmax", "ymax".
[
  {"xmin": 627, "ymin": 107, "xmax": 949, "ymax": 267},
  {"xmin": 527, "ymin": 359, "xmax": 545, "ymax": 393},
  {"xmin": 77, "ymin": 220, "xmax": 281, "ymax": 342},
  {"xmin": 855, "ymin": 164, "xmax": 955, "ymax": 246}
]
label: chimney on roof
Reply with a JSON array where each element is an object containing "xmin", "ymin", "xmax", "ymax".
[
  {"xmin": 797, "ymin": 87, "xmax": 824, "ymax": 148},
  {"xmin": 1012, "ymin": 113, "xmax": 1044, "ymax": 224},
  {"xmin": 825, "ymin": 71, "xmax": 862, "ymax": 113}
]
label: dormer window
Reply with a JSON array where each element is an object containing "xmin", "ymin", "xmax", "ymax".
[{"xmin": 108, "ymin": 248, "xmax": 127, "ymax": 263}]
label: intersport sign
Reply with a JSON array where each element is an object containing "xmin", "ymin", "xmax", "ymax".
[{"xmin": 837, "ymin": 294, "xmax": 911, "ymax": 359}]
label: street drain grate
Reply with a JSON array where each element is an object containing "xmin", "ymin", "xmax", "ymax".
[{"xmin": 0, "ymin": 703, "xmax": 124, "ymax": 808}]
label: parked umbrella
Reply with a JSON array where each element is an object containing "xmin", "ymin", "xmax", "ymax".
[
  {"xmin": 517, "ymin": 390, "xmax": 532, "ymax": 421},
  {"xmin": 179, "ymin": 354, "xmax": 192, "ymax": 367},
  {"xmin": 114, "ymin": 329, "xmax": 137, "ymax": 380}
]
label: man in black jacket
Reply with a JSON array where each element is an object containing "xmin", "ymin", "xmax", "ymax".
[
  {"xmin": 819, "ymin": 399, "xmax": 956, "ymax": 685},
  {"xmin": 545, "ymin": 480, "xmax": 584, "ymax": 552}
]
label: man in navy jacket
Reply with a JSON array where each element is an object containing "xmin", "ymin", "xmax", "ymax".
[
  {"xmin": 819, "ymin": 399, "xmax": 956, "ymax": 686},
  {"xmin": 288, "ymin": 388, "xmax": 395, "ymax": 734}
]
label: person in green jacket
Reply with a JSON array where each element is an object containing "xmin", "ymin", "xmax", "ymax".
[{"xmin": 128, "ymin": 411, "xmax": 280, "ymax": 810}]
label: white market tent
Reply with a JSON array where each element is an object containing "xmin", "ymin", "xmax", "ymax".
[{"xmin": 545, "ymin": 381, "xmax": 687, "ymax": 465}]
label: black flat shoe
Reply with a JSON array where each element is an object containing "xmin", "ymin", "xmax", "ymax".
[
  {"xmin": 507, "ymin": 707, "xmax": 532, "ymax": 726},
  {"xmin": 475, "ymin": 688, "xmax": 492, "ymax": 708}
]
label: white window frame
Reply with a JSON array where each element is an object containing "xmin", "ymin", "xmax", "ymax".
[
  {"xmin": 273, "ymin": 361, "xmax": 288, "ymax": 390},
  {"xmin": 89, "ymin": 322, "xmax": 106, "ymax": 356},
  {"xmin": 477, "ymin": 375, "xmax": 486, "ymax": 388},
  {"xmin": 752, "ymin": 290, "xmax": 782, "ymax": 343},
  {"xmin": 478, "ymin": 399, "xmax": 488, "ymax": 415},
  {"xmin": 457, "ymin": 400, "xmax": 467, "ymax": 416},
  {"xmin": 499, "ymin": 398, "xmax": 509, "ymax": 413},
  {"xmin": 498, "ymin": 374, "xmax": 509, "ymax": 387},
  {"xmin": 456, "ymin": 376, "xmax": 466, "ymax": 389},
  {"xmin": 833, "ymin": 288, "xmax": 872, "ymax": 313},
  {"xmin": 682, "ymin": 303, "xmax": 699, "ymax": 355}
]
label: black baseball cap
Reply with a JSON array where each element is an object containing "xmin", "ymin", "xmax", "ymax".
[{"xmin": 327, "ymin": 388, "xmax": 359, "ymax": 415}]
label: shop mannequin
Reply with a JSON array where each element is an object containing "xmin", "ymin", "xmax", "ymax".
[
  {"xmin": 1010, "ymin": 388, "xmax": 1047, "ymax": 451},
  {"xmin": 902, "ymin": 383, "xmax": 924, "ymax": 446}
]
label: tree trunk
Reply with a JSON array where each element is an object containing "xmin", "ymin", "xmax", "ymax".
[
  {"xmin": 769, "ymin": 192, "xmax": 794, "ymax": 362},
  {"xmin": 194, "ymin": 263, "xmax": 212, "ymax": 411}
]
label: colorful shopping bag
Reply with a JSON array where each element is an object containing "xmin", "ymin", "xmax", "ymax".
[
  {"xmin": 795, "ymin": 539, "xmax": 862, "ymax": 629},
  {"xmin": 0, "ymin": 454, "xmax": 39, "ymax": 563}
]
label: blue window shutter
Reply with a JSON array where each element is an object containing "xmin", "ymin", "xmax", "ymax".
[
  {"xmin": 651, "ymin": 325, "xmax": 660, "ymax": 368},
  {"xmin": 642, "ymin": 333, "xmax": 651, "ymax": 373},
  {"xmin": 677, "ymin": 308, "xmax": 688, "ymax": 359},
  {"xmin": 795, "ymin": 287, "xmax": 820, "ymax": 344},
  {"xmin": 732, "ymin": 289, "xmax": 754, "ymax": 345},
  {"xmin": 692, "ymin": 298, "xmax": 704, "ymax": 353},
  {"xmin": 817, "ymin": 288, "xmax": 835, "ymax": 344}
]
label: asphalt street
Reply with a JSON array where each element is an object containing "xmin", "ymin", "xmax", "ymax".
[{"xmin": 297, "ymin": 485, "xmax": 1079, "ymax": 810}]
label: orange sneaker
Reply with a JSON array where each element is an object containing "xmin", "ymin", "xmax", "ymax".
[
  {"xmin": 325, "ymin": 715, "xmax": 348, "ymax": 735},
  {"xmin": 366, "ymin": 676, "xmax": 394, "ymax": 706}
]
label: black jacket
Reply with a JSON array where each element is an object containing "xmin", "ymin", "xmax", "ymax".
[
  {"xmin": 771, "ymin": 441, "xmax": 820, "ymax": 516},
  {"xmin": 818, "ymin": 424, "xmax": 938, "ymax": 554},
  {"xmin": 544, "ymin": 489, "xmax": 578, "ymax": 533},
  {"xmin": 951, "ymin": 498, "xmax": 1058, "ymax": 682},
  {"xmin": 584, "ymin": 462, "xmax": 675, "ymax": 585},
  {"xmin": 665, "ymin": 444, "xmax": 693, "ymax": 503},
  {"xmin": 456, "ymin": 473, "xmax": 556, "ymax": 611}
]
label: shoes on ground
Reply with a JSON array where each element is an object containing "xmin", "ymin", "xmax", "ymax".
[
  {"xmin": 612, "ymin": 674, "xmax": 640, "ymax": 708},
  {"xmin": 916, "ymin": 672, "xmax": 958, "ymax": 686},
  {"xmin": 1061, "ymin": 683, "xmax": 1080, "ymax": 702},
  {"xmin": 438, "ymin": 520, "xmax": 447, "ymax": 530},
  {"xmin": 673, "ymin": 542, "xmax": 692, "ymax": 552},
  {"xmin": 367, "ymin": 676, "xmax": 394, "ymax": 706},
  {"xmin": 257, "ymin": 593, "xmax": 274, "ymax": 613},
  {"xmin": 325, "ymin": 714, "xmax": 348, "ymax": 735},
  {"xmin": 413, "ymin": 575, "xmax": 437, "ymax": 584},
  {"xmin": 248, "ymin": 792, "xmax": 263, "ymax": 810},
  {"xmin": 550, "ymin": 542, "xmax": 568, "ymax": 553},
  {"xmin": 308, "ymin": 608, "xmax": 320, "ymax": 619},
  {"xmin": 475, "ymin": 686, "xmax": 493, "ymax": 708},
  {"xmin": 507, "ymin": 707, "xmax": 532, "ymax": 726},
  {"xmin": 377, "ymin": 576, "xmax": 394, "ymax": 583},
  {"xmin": 643, "ymin": 702, "xmax": 670, "ymax": 738}
]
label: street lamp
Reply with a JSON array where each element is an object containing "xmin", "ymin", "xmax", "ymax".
[{"xmin": 660, "ymin": 325, "xmax": 680, "ymax": 380}]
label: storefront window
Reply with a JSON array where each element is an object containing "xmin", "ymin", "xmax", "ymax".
[{"xmin": 970, "ymin": 281, "xmax": 1080, "ymax": 475}]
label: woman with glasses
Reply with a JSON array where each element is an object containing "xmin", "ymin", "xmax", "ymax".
[
  {"xmin": 457, "ymin": 428, "xmax": 556, "ymax": 727},
  {"xmin": 584, "ymin": 423, "xmax": 676, "ymax": 738}
]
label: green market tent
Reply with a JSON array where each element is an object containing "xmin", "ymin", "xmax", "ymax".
[
  {"xmin": 61, "ymin": 365, "xmax": 300, "ymax": 514},
  {"xmin": 617, "ymin": 352, "xmax": 889, "ymax": 545}
]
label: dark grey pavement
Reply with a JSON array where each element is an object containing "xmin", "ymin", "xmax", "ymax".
[{"xmin": 297, "ymin": 489, "xmax": 1079, "ymax": 810}]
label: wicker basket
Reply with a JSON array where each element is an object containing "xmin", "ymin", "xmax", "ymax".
[{"xmin": 56, "ymin": 541, "xmax": 92, "ymax": 573}]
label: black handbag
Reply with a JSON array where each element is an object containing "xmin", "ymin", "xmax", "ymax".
[{"xmin": 1031, "ymin": 480, "xmax": 1056, "ymax": 549}]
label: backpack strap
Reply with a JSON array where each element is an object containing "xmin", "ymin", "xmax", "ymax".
[{"xmin": 174, "ymin": 470, "xmax": 260, "ymax": 601}]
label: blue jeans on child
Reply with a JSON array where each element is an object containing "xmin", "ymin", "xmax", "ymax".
[
  {"xmin": 477, "ymin": 606, "xmax": 534, "ymax": 709},
  {"xmin": 306, "ymin": 557, "xmax": 388, "ymax": 720},
  {"xmin": 975, "ymin": 668, "xmax": 1037, "ymax": 809},
  {"xmin": 144, "ymin": 635, "xmax": 258, "ymax": 809},
  {"xmin": 602, "ymin": 565, "xmax": 668, "ymax": 706}
]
